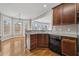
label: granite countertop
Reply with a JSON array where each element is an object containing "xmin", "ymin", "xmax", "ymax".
[{"xmin": 25, "ymin": 30, "xmax": 77, "ymax": 38}]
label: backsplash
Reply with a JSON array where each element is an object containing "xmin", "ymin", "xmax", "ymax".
[
  {"xmin": 77, "ymin": 24, "xmax": 79, "ymax": 35},
  {"xmin": 52, "ymin": 24, "xmax": 77, "ymax": 37},
  {"xmin": 62, "ymin": 24, "xmax": 77, "ymax": 35}
]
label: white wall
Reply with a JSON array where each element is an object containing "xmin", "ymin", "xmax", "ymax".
[{"xmin": 34, "ymin": 10, "xmax": 53, "ymax": 30}]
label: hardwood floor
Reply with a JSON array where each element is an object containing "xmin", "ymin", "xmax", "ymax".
[
  {"xmin": 25, "ymin": 48, "xmax": 60, "ymax": 56},
  {"xmin": 1, "ymin": 36, "xmax": 25, "ymax": 56}
]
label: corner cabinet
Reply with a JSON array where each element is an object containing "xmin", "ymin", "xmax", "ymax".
[
  {"xmin": 30, "ymin": 34, "xmax": 48, "ymax": 50},
  {"xmin": 37, "ymin": 34, "xmax": 48, "ymax": 48},
  {"xmin": 30, "ymin": 34, "xmax": 37, "ymax": 50},
  {"xmin": 53, "ymin": 3, "xmax": 76, "ymax": 26}
]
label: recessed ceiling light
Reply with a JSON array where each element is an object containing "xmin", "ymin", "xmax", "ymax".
[{"xmin": 43, "ymin": 4, "xmax": 47, "ymax": 7}]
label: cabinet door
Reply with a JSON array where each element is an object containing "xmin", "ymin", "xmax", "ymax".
[
  {"xmin": 40, "ymin": 34, "xmax": 46, "ymax": 48},
  {"xmin": 37, "ymin": 34, "xmax": 48, "ymax": 48},
  {"xmin": 37, "ymin": 34, "xmax": 41, "ymax": 48},
  {"xmin": 76, "ymin": 3, "xmax": 79, "ymax": 11},
  {"xmin": 30, "ymin": 34, "xmax": 37, "ymax": 50},
  {"xmin": 43, "ymin": 34, "xmax": 48, "ymax": 48},
  {"xmin": 53, "ymin": 4, "xmax": 63, "ymax": 25},
  {"xmin": 37, "ymin": 34, "xmax": 43, "ymax": 48},
  {"xmin": 62, "ymin": 3, "xmax": 76, "ymax": 25},
  {"xmin": 61, "ymin": 37, "xmax": 77, "ymax": 56}
]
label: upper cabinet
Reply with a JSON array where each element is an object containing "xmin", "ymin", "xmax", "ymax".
[
  {"xmin": 76, "ymin": 3, "xmax": 79, "ymax": 11},
  {"xmin": 77, "ymin": 4, "xmax": 79, "ymax": 24},
  {"xmin": 53, "ymin": 3, "xmax": 76, "ymax": 26},
  {"xmin": 62, "ymin": 3, "xmax": 76, "ymax": 25},
  {"xmin": 53, "ymin": 4, "xmax": 63, "ymax": 25}
]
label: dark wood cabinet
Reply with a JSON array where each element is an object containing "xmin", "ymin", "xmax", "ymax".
[
  {"xmin": 62, "ymin": 3, "xmax": 76, "ymax": 25},
  {"xmin": 53, "ymin": 3, "xmax": 76, "ymax": 25},
  {"xmin": 37, "ymin": 34, "xmax": 48, "ymax": 48},
  {"xmin": 30, "ymin": 34, "xmax": 48, "ymax": 50},
  {"xmin": 76, "ymin": 3, "xmax": 79, "ymax": 11},
  {"xmin": 76, "ymin": 4, "xmax": 79, "ymax": 24},
  {"xmin": 61, "ymin": 36, "xmax": 77, "ymax": 56},
  {"xmin": 43, "ymin": 34, "xmax": 48, "ymax": 47},
  {"xmin": 53, "ymin": 4, "xmax": 63, "ymax": 25},
  {"xmin": 37, "ymin": 34, "xmax": 41, "ymax": 47},
  {"xmin": 30, "ymin": 34, "xmax": 37, "ymax": 50}
]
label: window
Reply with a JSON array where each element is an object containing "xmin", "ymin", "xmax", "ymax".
[
  {"xmin": 0, "ymin": 18, "xmax": 1, "ymax": 35},
  {"xmin": 13, "ymin": 19, "xmax": 22, "ymax": 36},
  {"xmin": 31, "ymin": 21, "xmax": 49, "ymax": 30},
  {"xmin": 3, "ymin": 16, "xmax": 12, "ymax": 35}
]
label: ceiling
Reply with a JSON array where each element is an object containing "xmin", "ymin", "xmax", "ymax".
[{"xmin": 0, "ymin": 3, "xmax": 60, "ymax": 20}]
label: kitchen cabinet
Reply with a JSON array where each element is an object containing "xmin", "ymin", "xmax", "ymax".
[
  {"xmin": 30, "ymin": 34, "xmax": 37, "ymax": 50},
  {"xmin": 53, "ymin": 4, "xmax": 63, "ymax": 25},
  {"xmin": 77, "ymin": 4, "xmax": 79, "ymax": 24},
  {"xmin": 61, "ymin": 36, "xmax": 77, "ymax": 56},
  {"xmin": 53, "ymin": 3, "xmax": 76, "ymax": 25},
  {"xmin": 62, "ymin": 3, "xmax": 76, "ymax": 25},
  {"xmin": 76, "ymin": 3, "xmax": 79, "ymax": 11},
  {"xmin": 37, "ymin": 34, "xmax": 48, "ymax": 48},
  {"xmin": 30, "ymin": 34, "xmax": 48, "ymax": 50},
  {"xmin": 37, "ymin": 34, "xmax": 41, "ymax": 48},
  {"xmin": 43, "ymin": 34, "xmax": 48, "ymax": 47}
]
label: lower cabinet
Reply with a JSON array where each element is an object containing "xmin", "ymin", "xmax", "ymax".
[
  {"xmin": 37, "ymin": 34, "xmax": 48, "ymax": 48},
  {"xmin": 30, "ymin": 34, "xmax": 37, "ymax": 50},
  {"xmin": 30, "ymin": 34, "xmax": 48, "ymax": 50},
  {"xmin": 61, "ymin": 36, "xmax": 77, "ymax": 56}
]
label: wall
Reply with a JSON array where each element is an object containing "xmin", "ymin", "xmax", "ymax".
[{"xmin": 33, "ymin": 10, "xmax": 53, "ymax": 30}]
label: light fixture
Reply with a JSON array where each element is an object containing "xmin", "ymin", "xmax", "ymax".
[
  {"xmin": 18, "ymin": 23, "xmax": 22, "ymax": 24},
  {"xmin": 43, "ymin": 4, "xmax": 47, "ymax": 8}
]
